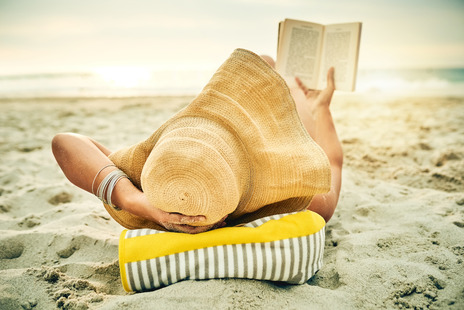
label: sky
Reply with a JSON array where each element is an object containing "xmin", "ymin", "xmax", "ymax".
[{"xmin": 0, "ymin": 0, "xmax": 463, "ymax": 74}]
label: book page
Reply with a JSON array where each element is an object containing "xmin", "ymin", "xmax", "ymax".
[
  {"xmin": 276, "ymin": 19, "xmax": 324, "ymax": 89},
  {"xmin": 317, "ymin": 22, "xmax": 362, "ymax": 91}
]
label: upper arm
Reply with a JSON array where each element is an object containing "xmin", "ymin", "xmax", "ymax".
[{"xmin": 88, "ymin": 137, "xmax": 112, "ymax": 156}]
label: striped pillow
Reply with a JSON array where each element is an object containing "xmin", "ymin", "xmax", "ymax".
[{"xmin": 119, "ymin": 211, "xmax": 326, "ymax": 292}]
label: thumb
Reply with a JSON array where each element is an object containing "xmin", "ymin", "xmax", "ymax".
[{"xmin": 327, "ymin": 67, "xmax": 335, "ymax": 90}]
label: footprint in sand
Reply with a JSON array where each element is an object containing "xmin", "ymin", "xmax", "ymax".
[
  {"xmin": 354, "ymin": 205, "xmax": 374, "ymax": 217},
  {"xmin": 34, "ymin": 265, "xmax": 105, "ymax": 309},
  {"xmin": 0, "ymin": 237, "xmax": 24, "ymax": 259},
  {"xmin": 433, "ymin": 151, "xmax": 460, "ymax": 167},
  {"xmin": 56, "ymin": 241, "xmax": 80, "ymax": 259},
  {"xmin": 16, "ymin": 143, "xmax": 43, "ymax": 153},
  {"xmin": 307, "ymin": 266, "xmax": 343, "ymax": 289},
  {"xmin": 450, "ymin": 245, "xmax": 464, "ymax": 256},
  {"xmin": 17, "ymin": 215, "xmax": 41, "ymax": 228},
  {"xmin": 0, "ymin": 202, "xmax": 11, "ymax": 213},
  {"xmin": 48, "ymin": 192, "xmax": 73, "ymax": 205}
]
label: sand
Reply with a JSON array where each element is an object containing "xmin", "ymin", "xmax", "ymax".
[{"xmin": 0, "ymin": 94, "xmax": 463, "ymax": 309}]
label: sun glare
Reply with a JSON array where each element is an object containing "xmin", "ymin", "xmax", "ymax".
[{"xmin": 93, "ymin": 67, "xmax": 152, "ymax": 88}]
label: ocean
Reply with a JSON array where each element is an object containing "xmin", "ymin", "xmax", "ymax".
[
  {"xmin": 356, "ymin": 68, "xmax": 464, "ymax": 96},
  {"xmin": 1, "ymin": 67, "xmax": 463, "ymax": 98}
]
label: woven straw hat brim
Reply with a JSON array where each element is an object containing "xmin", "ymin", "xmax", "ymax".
[{"xmin": 106, "ymin": 48, "xmax": 331, "ymax": 229}]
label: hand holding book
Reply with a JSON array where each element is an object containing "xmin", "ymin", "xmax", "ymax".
[{"xmin": 276, "ymin": 19, "xmax": 362, "ymax": 92}]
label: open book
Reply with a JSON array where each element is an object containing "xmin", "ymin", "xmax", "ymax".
[{"xmin": 276, "ymin": 19, "xmax": 362, "ymax": 91}]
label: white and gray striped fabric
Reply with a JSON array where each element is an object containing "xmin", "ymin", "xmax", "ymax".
[{"xmin": 121, "ymin": 212, "xmax": 325, "ymax": 292}]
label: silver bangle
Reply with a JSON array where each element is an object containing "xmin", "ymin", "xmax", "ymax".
[
  {"xmin": 91, "ymin": 164, "xmax": 116, "ymax": 195},
  {"xmin": 95, "ymin": 168, "xmax": 129, "ymax": 211}
]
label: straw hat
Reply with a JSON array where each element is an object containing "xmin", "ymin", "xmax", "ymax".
[{"xmin": 105, "ymin": 48, "xmax": 331, "ymax": 230}]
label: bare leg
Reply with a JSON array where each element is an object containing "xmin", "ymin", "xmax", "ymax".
[
  {"xmin": 294, "ymin": 70, "xmax": 343, "ymax": 222},
  {"xmin": 261, "ymin": 55, "xmax": 343, "ymax": 222}
]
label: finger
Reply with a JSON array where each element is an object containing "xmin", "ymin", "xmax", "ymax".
[
  {"xmin": 212, "ymin": 215, "xmax": 228, "ymax": 229},
  {"xmin": 295, "ymin": 77, "xmax": 317, "ymax": 96},
  {"xmin": 295, "ymin": 77, "xmax": 307, "ymax": 92},
  {"xmin": 327, "ymin": 67, "xmax": 335, "ymax": 90},
  {"xmin": 167, "ymin": 213, "xmax": 206, "ymax": 224},
  {"xmin": 179, "ymin": 214, "xmax": 206, "ymax": 224},
  {"xmin": 163, "ymin": 222, "xmax": 212, "ymax": 234}
]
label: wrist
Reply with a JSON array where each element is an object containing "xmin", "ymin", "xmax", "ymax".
[
  {"xmin": 111, "ymin": 178, "xmax": 140, "ymax": 212},
  {"xmin": 112, "ymin": 180, "xmax": 162, "ymax": 225}
]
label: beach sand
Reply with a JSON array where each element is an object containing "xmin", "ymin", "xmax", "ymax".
[{"xmin": 0, "ymin": 94, "xmax": 463, "ymax": 309}]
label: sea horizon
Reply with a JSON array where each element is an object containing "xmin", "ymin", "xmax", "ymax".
[{"xmin": 1, "ymin": 67, "xmax": 464, "ymax": 99}]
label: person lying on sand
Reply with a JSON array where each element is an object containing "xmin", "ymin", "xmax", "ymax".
[{"xmin": 51, "ymin": 49, "xmax": 342, "ymax": 234}]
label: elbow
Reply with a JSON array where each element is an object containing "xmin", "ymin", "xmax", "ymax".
[
  {"xmin": 52, "ymin": 133, "xmax": 63, "ymax": 153},
  {"xmin": 51, "ymin": 133, "xmax": 65, "ymax": 164},
  {"xmin": 51, "ymin": 132, "xmax": 75, "ymax": 162},
  {"xmin": 51, "ymin": 133, "xmax": 68, "ymax": 154}
]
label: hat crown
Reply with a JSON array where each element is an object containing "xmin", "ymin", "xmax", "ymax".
[{"xmin": 141, "ymin": 117, "xmax": 250, "ymax": 224}]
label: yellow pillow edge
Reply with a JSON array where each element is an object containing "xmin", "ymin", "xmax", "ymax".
[
  {"xmin": 119, "ymin": 231, "xmax": 131, "ymax": 292},
  {"xmin": 120, "ymin": 211, "xmax": 325, "ymax": 265}
]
